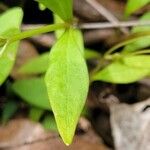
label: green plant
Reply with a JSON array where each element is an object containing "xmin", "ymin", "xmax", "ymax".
[
  {"xmin": 0, "ymin": 0, "xmax": 150, "ymax": 145},
  {"xmin": 125, "ymin": 0, "xmax": 150, "ymax": 16}
]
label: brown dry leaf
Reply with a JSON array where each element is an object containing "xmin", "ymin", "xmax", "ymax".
[
  {"xmin": 110, "ymin": 99, "xmax": 150, "ymax": 150},
  {"xmin": 0, "ymin": 119, "xmax": 109, "ymax": 150}
]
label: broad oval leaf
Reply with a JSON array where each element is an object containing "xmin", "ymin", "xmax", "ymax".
[
  {"xmin": 12, "ymin": 78, "xmax": 50, "ymax": 110},
  {"xmin": 125, "ymin": 0, "xmax": 150, "ymax": 16},
  {"xmin": 45, "ymin": 28, "xmax": 89, "ymax": 145},
  {"xmin": 0, "ymin": 8, "xmax": 23, "ymax": 84},
  {"xmin": 92, "ymin": 61, "xmax": 149, "ymax": 84},
  {"xmin": 123, "ymin": 55, "xmax": 150, "ymax": 68},
  {"xmin": 37, "ymin": 0, "xmax": 73, "ymax": 21}
]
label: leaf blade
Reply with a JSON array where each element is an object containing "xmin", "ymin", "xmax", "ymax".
[
  {"xmin": 123, "ymin": 55, "xmax": 150, "ymax": 69},
  {"xmin": 123, "ymin": 12, "xmax": 150, "ymax": 53},
  {"xmin": 0, "ymin": 8, "xmax": 23, "ymax": 84},
  {"xmin": 92, "ymin": 61, "xmax": 149, "ymax": 84},
  {"xmin": 45, "ymin": 28, "xmax": 89, "ymax": 145},
  {"xmin": 125, "ymin": 0, "xmax": 150, "ymax": 16},
  {"xmin": 12, "ymin": 77, "xmax": 50, "ymax": 110},
  {"xmin": 37, "ymin": 0, "xmax": 73, "ymax": 21}
]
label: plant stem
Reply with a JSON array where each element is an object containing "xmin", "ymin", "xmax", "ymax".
[
  {"xmin": 89, "ymin": 57, "xmax": 106, "ymax": 83},
  {"xmin": 8, "ymin": 23, "xmax": 68, "ymax": 43},
  {"xmin": 128, "ymin": 49, "xmax": 150, "ymax": 56},
  {"xmin": 104, "ymin": 31, "xmax": 150, "ymax": 58}
]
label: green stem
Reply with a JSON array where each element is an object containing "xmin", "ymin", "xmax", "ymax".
[
  {"xmin": 104, "ymin": 31, "xmax": 150, "ymax": 57},
  {"xmin": 128, "ymin": 49, "xmax": 150, "ymax": 56},
  {"xmin": 89, "ymin": 57, "xmax": 106, "ymax": 82},
  {"xmin": 8, "ymin": 23, "xmax": 68, "ymax": 43}
]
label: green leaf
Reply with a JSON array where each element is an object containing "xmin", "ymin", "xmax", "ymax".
[
  {"xmin": 12, "ymin": 77, "xmax": 50, "ymax": 110},
  {"xmin": 38, "ymin": 3, "xmax": 46, "ymax": 11},
  {"xmin": 18, "ymin": 52, "xmax": 49, "ymax": 75},
  {"xmin": 125, "ymin": 0, "xmax": 150, "ymax": 16},
  {"xmin": 0, "ymin": 30, "xmax": 19, "ymax": 85},
  {"xmin": 123, "ymin": 12, "xmax": 150, "ymax": 53},
  {"xmin": 19, "ymin": 27, "xmax": 84, "ymax": 76},
  {"xmin": 84, "ymin": 48, "xmax": 101, "ymax": 60},
  {"xmin": 42, "ymin": 114, "xmax": 58, "ymax": 132},
  {"xmin": 18, "ymin": 48, "xmax": 99, "ymax": 75},
  {"xmin": 45, "ymin": 28, "xmax": 89, "ymax": 145},
  {"xmin": 0, "ymin": 8, "xmax": 23, "ymax": 84},
  {"xmin": 92, "ymin": 61, "xmax": 149, "ymax": 84},
  {"xmin": 37, "ymin": 0, "xmax": 73, "ymax": 21},
  {"xmin": 29, "ymin": 107, "xmax": 44, "ymax": 122},
  {"xmin": 123, "ymin": 55, "xmax": 150, "ymax": 68},
  {"xmin": 2, "ymin": 101, "xmax": 18, "ymax": 124},
  {"xmin": 54, "ymin": 14, "xmax": 65, "ymax": 39},
  {"xmin": 0, "ymin": 8, "xmax": 23, "ymax": 34},
  {"xmin": 0, "ymin": 37, "xmax": 6, "ymax": 47}
]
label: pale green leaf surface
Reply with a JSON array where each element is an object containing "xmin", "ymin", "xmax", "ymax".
[
  {"xmin": 54, "ymin": 14, "xmax": 65, "ymax": 39},
  {"xmin": 0, "ymin": 8, "xmax": 23, "ymax": 84},
  {"xmin": 45, "ymin": 28, "xmax": 89, "ymax": 145},
  {"xmin": 0, "ymin": 8, "xmax": 23, "ymax": 34},
  {"xmin": 123, "ymin": 12, "xmax": 150, "ymax": 53},
  {"xmin": 12, "ymin": 78, "xmax": 50, "ymax": 110},
  {"xmin": 123, "ymin": 55, "xmax": 150, "ymax": 68},
  {"xmin": 72, "ymin": 29, "xmax": 84, "ymax": 55},
  {"xmin": 0, "ymin": 30, "xmax": 19, "ymax": 84},
  {"xmin": 125, "ymin": 0, "xmax": 150, "ymax": 16},
  {"xmin": 92, "ymin": 61, "xmax": 149, "ymax": 83},
  {"xmin": 37, "ymin": 0, "xmax": 73, "ymax": 21},
  {"xmin": 53, "ymin": 14, "xmax": 84, "ymax": 55},
  {"xmin": 18, "ymin": 52, "xmax": 49, "ymax": 75}
]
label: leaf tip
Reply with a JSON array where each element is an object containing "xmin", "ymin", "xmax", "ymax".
[
  {"xmin": 65, "ymin": 143, "xmax": 70, "ymax": 146},
  {"xmin": 61, "ymin": 134, "xmax": 73, "ymax": 146}
]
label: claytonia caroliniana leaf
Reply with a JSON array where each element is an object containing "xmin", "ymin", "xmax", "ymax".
[
  {"xmin": 0, "ymin": 8, "xmax": 23, "ymax": 84},
  {"xmin": 92, "ymin": 61, "xmax": 149, "ymax": 84},
  {"xmin": 125, "ymin": 0, "xmax": 150, "ymax": 16},
  {"xmin": 45, "ymin": 28, "xmax": 89, "ymax": 145},
  {"xmin": 37, "ymin": 0, "xmax": 73, "ymax": 21}
]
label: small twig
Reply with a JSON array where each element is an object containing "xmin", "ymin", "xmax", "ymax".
[
  {"xmin": 85, "ymin": 0, "xmax": 129, "ymax": 34},
  {"xmin": 22, "ymin": 20, "xmax": 150, "ymax": 31},
  {"xmin": 79, "ymin": 20, "xmax": 150, "ymax": 29}
]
